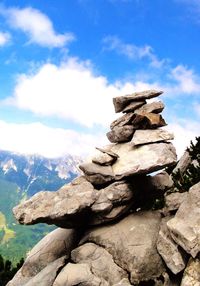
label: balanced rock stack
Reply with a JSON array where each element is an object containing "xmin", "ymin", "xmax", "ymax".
[{"xmin": 8, "ymin": 90, "xmax": 199, "ymax": 286}]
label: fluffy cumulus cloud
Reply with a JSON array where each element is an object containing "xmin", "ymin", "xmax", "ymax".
[
  {"xmin": 1, "ymin": 6, "xmax": 74, "ymax": 48},
  {"xmin": 0, "ymin": 31, "xmax": 11, "ymax": 46},
  {"xmin": 5, "ymin": 57, "xmax": 161, "ymax": 127},
  {"xmin": 169, "ymin": 65, "xmax": 200, "ymax": 94},
  {"xmin": 0, "ymin": 120, "xmax": 108, "ymax": 158},
  {"xmin": 167, "ymin": 119, "xmax": 199, "ymax": 158}
]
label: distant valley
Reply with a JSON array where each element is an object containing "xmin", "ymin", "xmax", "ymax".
[{"xmin": 0, "ymin": 150, "xmax": 81, "ymax": 263}]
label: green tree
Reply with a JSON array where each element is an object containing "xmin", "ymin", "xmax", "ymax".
[{"xmin": 0, "ymin": 254, "xmax": 24, "ymax": 286}]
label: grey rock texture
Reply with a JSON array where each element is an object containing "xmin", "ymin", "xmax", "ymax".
[
  {"xmin": 134, "ymin": 100, "xmax": 165, "ymax": 114},
  {"xmin": 110, "ymin": 142, "xmax": 176, "ymax": 180},
  {"xmin": 132, "ymin": 112, "xmax": 167, "ymax": 129},
  {"xmin": 113, "ymin": 90, "xmax": 163, "ymax": 113},
  {"xmin": 81, "ymin": 211, "xmax": 165, "ymax": 284},
  {"xmin": 107, "ymin": 125, "xmax": 134, "ymax": 143},
  {"xmin": 13, "ymin": 176, "xmax": 98, "ymax": 227},
  {"xmin": 13, "ymin": 179, "xmax": 135, "ymax": 227},
  {"xmin": 92, "ymin": 150, "xmax": 116, "ymax": 166},
  {"xmin": 122, "ymin": 100, "xmax": 146, "ymax": 113},
  {"xmin": 7, "ymin": 228, "xmax": 76, "ymax": 286},
  {"xmin": 150, "ymin": 171, "xmax": 174, "ymax": 192},
  {"xmin": 113, "ymin": 279, "xmax": 133, "ymax": 286},
  {"xmin": 23, "ymin": 257, "xmax": 66, "ymax": 286},
  {"xmin": 157, "ymin": 217, "xmax": 187, "ymax": 274},
  {"xmin": 79, "ymin": 163, "xmax": 114, "ymax": 185},
  {"xmin": 167, "ymin": 182, "xmax": 200, "ymax": 257},
  {"xmin": 164, "ymin": 192, "xmax": 188, "ymax": 213},
  {"xmin": 131, "ymin": 128, "xmax": 174, "ymax": 146},
  {"xmin": 53, "ymin": 262, "xmax": 108, "ymax": 286},
  {"xmin": 71, "ymin": 242, "xmax": 128, "ymax": 284},
  {"xmin": 181, "ymin": 256, "xmax": 200, "ymax": 286},
  {"xmin": 81, "ymin": 142, "xmax": 176, "ymax": 185},
  {"xmin": 172, "ymin": 150, "xmax": 191, "ymax": 176},
  {"xmin": 110, "ymin": 112, "xmax": 135, "ymax": 130}
]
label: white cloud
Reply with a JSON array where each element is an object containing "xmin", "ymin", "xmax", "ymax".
[
  {"xmin": 103, "ymin": 36, "xmax": 166, "ymax": 68},
  {"xmin": 169, "ymin": 65, "xmax": 200, "ymax": 94},
  {"xmin": 0, "ymin": 120, "xmax": 108, "ymax": 158},
  {"xmin": 167, "ymin": 119, "xmax": 199, "ymax": 158},
  {"xmin": 4, "ymin": 57, "xmax": 161, "ymax": 127},
  {"xmin": 0, "ymin": 31, "xmax": 11, "ymax": 46},
  {"xmin": 2, "ymin": 6, "xmax": 74, "ymax": 48}
]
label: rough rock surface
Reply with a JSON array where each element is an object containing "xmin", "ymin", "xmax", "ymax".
[
  {"xmin": 181, "ymin": 256, "xmax": 200, "ymax": 286},
  {"xmin": 164, "ymin": 192, "xmax": 188, "ymax": 213},
  {"xmin": 113, "ymin": 90, "xmax": 163, "ymax": 113},
  {"xmin": 134, "ymin": 100, "xmax": 165, "ymax": 114},
  {"xmin": 80, "ymin": 142, "xmax": 176, "ymax": 185},
  {"xmin": 172, "ymin": 150, "xmax": 192, "ymax": 176},
  {"xmin": 7, "ymin": 228, "xmax": 77, "ymax": 286},
  {"xmin": 122, "ymin": 100, "xmax": 146, "ymax": 113},
  {"xmin": 110, "ymin": 112, "xmax": 135, "ymax": 130},
  {"xmin": 81, "ymin": 211, "xmax": 165, "ymax": 284},
  {"xmin": 92, "ymin": 150, "xmax": 116, "ymax": 166},
  {"xmin": 13, "ymin": 176, "xmax": 98, "ymax": 227},
  {"xmin": 107, "ymin": 125, "xmax": 134, "ymax": 143},
  {"xmin": 71, "ymin": 243, "xmax": 128, "ymax": 284},
  {"xmin": 157, "ymin": 217, "xmax": 187, "ymax": 274},
  {"xmin": 131, "ymin": 128, "xmax": 174, "ymax": 146},
  {"xmin": 132, "ymin": 112, "xmax": 167, "ymax": 129},
  {"xmin": 13, "ymin": 178, "xmax": 135, "ymax": 227},
  {"xmin": 53, "ymin": 262, "xmax": 108, "ymax": 286},
  {"xmin": 150, "ymin": 171, "xmax": 174, "ymax": 192},
  {"xmin": 23, "ymin": 257, "xmax": 66, "ymax": 286},
  {"xmin": 95, "ymin": 147, "xmax": 119, "ymax": 159},
  {"xmin": 167, "ymin": 182, "xmax": 200, "ymax": 257}
]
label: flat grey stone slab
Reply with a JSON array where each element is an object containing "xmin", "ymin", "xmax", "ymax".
[
  {"xmin": 131, "ymin": 128, "xmax": 174, "ymax": 146},
  {"xmin": 80, "ymin": 142, "xmax": 176, "ymax": 185},
  {"xmin": 157, "ymin": 217, "xmax": 187, "ymax": 274},
  {"xmin": 113, "ymin": 90, "xmax": 163, "ymax": 113}
]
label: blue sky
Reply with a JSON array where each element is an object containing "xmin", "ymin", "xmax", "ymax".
[{"xmin": 0, "ymin": 0, "xmax": 199, "ymax": 158}]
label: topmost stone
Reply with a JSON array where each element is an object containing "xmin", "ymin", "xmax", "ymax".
[{"xmin": 113, "ymin": 90, "xmax": 163, "ymax": 113}]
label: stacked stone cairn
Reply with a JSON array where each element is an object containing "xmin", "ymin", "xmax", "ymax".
[{"xmin": 7, "ymin": 90, "xmax": 200, "ymax": 285}]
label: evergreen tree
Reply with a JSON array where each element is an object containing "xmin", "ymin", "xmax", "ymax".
[
  {"xmin": 0, "ymin": 254, "xmax": 24, "ymax": 286},
  {"xmin": 172, "ymin": 136, "xmax": 200, "ymax": 192}
]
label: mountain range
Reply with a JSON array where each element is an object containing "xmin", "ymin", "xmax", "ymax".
[{"xmin": 0, "ymin": 150, "xmax": 82, "ymax": 263}]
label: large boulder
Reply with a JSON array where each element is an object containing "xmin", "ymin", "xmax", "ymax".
[
  {"xmin": 13, "ymin": 178, "xmax": 135, "ymax": 227},
  {"xmin": 167, "ymin": 182, "xmax": 200, "ymax": 257},
  {"xmin": 81, "ymin": 211, "xmax": 165, "ymax": 284},
  {"xmin": 113, "ymin": 90, "xmax": 163, "ymax": 113},
  {"xmin": 80, "ymin": 142, "xmax": 176, "ymax": 185},
  {"xmin": 7, "ymin": 228, "xmax": 77, "ymax": 286},
  {"xmin": 71, "ymin": 242, "xmax": 128, "ymax": 284}
]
